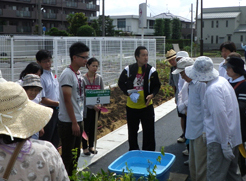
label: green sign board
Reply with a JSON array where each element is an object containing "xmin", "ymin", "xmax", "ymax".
[{"xmin": 85, "ymin": 89, "xmax": 110, "ymax": 105}]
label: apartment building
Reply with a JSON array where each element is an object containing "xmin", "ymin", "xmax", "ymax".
[{"xmin": 0, "ymin": 0, "xmax": 99, "ymax": 35}]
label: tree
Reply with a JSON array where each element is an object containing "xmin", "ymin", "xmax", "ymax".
[
  {"xmin": 46, "ymin": 27, "xmax": 69, "ymax": 36},
  {"xmin": 164, "ymin": 19, "xmax": 171, "ymax": 39},
  {"xmin": 67, "ymin": 13, "xmax": 87, "ymax": 36},
  {"xmin": 77, "ymin": 25, "xmax": 96, "ymax": 36},
  {"xmin": 91, "ymin": 19, "xmax": 100, "ymax": 36},
  {"xmin": 91, "ymin": 15, "xmax": 115, "ymax": 36},
  {"xmin": 172, "ymin": 18, "xmax": 181, "ymax": 39},
  {"xmin": 154, "ymin": 19, "xmax": 164, "ymax": 36}
]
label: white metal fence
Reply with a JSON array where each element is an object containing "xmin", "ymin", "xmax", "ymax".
[{"xmin": 0, "ymin": 36, "xmax": 156, "ymax": 86}]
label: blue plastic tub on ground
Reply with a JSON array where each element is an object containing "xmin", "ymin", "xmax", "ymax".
[{"xmin": 108, "ymin": 150, "xmax": 176, "ymax": 180}]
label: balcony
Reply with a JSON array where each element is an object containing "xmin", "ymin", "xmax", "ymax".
[
  {"xmin": 0, "ymin": 25, "xmax": 3, "ymax": 32},
  {"xmin": 66, "ymin": 2, "xmax": 78, "ymax": 8},
  {"xmin": 16, "ymin": 11, "xmax": 31, "ymax": 17},
  {"xmin": 17, "ymin": 26, "xmax": 31, "ymax": 33},
  {"xmin": 43, "ymin": 0, "xmax": 57, "ymax": 5},
  {"xmin": 43, "ymin": 13, "xmax": 57, "ymax": 19},
  {"xmin": 86, "ymin": 4, "xmax": 96, "ymax": 10},
  {"xmin": 0, "ymin": 9, "xmax": 2, "ymax": 15}
]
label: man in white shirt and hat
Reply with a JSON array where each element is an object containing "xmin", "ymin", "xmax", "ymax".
[
  {"xmin": 173, "ymin": 57, "xmax": 207, "ymax": 180},
  {"xmin": 185, "ymin": 56, "xmax": 242, "ymax": 181}
]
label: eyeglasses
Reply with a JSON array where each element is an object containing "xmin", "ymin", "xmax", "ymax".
[{"xmin": 76, "ymin": 55, "xmax": 90, "ymax": 60}]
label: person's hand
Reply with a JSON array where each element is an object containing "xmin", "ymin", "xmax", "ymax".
[
  {"xmin": 39, "ymin": 128, "xmax": 45, "ymax": 137},
  {"xmin": 202, "ymin": 132, "xmax": 206, "ymax": 144},
  {"xmin": 72, "ymin": 122, "xmax": 80, "ymax": 137},
  {"xmin": 222, "ymin": 144, "xmax": 235, "ymax": 161},
  {"xmin": 146, "ymin": 94, "xmax": 154, "ymax": 106},
  {"xmin": 94, "ymin": 104, "xmax": 101, "ymax": 112},
  {"xmin": 130, "ymin": 92, "xmax": 140, "ymax": 103}
]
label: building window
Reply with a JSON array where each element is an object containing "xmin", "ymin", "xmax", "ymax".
[
  {"xmin": 241, "ymin": 35, "xmax": 243, "ymax": 42},
  {"xmin": 228, "ymin": 35, "xmax": 231, "ymax": 41},
  {"xmin": 211, "ymin": 36, "xmax": 213, "ymax": 44},
  {"xmin": 149, "ymin": 20, "xmax": 154, "ymax": 29},
  {"xmin": 216, "ymin": 21, "xmax": 219, "ymax": 28},
  {"xmin": 43, "ymin": 0, "xmax": 56, "ymax": 5},
  {"xmin": 226, "ymin": 20, "xmax": 228, "ymax": 27},
  {"xmin": 216, "ymin": 36, "xmax": 218, "ymax": 44},
  {"xmin": 117, "ymin": 19, "xmax": 126, "ymax": 28},
  {"xmin": 211, "ymin": 21, "xmax": 214, "ymax": 28}
]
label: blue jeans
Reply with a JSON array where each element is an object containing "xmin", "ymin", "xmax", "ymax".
[{"xmin": 58, "ymin": 121, "xmax": 83, "ymax": 176}]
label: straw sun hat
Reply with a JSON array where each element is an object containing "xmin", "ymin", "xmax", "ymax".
[
  {"xmin": 165, "ymin": 49, "xmax": 176, "ymax": 61},
  {"xmin": 0, "ymin": 82, "xmax": 53, "ymax": 140}
]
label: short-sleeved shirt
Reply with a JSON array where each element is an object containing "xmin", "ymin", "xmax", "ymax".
[
  {"xmin": 40, "ymin": 69, "xmax": 59, "ymax": 104},
  {"xmin": 126, "ymin": 66, "xmax": 153, "ymax": 109},
  {"xmin": 0, "ymin": 139, "xmax": 69, "ymax": 180},
  {"xmin": 58, "ymin": 67, "xmax": 84, "ymax": 123}
]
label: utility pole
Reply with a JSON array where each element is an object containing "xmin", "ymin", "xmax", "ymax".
[
  {"xmin": 38, "ymin": 0, "xmax": 42, "ymax": 35},
  {"xmin": 200, "ymin": 0, "xmax": 203, "ymax": 56},
  {"xmin": 102, "ymin": 0, "xmax": 105, "ymax": 36}
]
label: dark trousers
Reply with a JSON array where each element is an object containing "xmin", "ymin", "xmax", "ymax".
[
  {"xmin": 126, "ymin": 104, "xmax": 155, "ymax": 151},
  {"xmin": 244, "ymin": 51, "xmax": 246, "ymax": 61},
  {"xmin": 82, "ymin": 108, "xmax": 100, "ymax": 149},
  {"xmin": 40, "ymin": 107, "xmax": 59, "ymax": 148},
  {"xmin": 58, "ymin": 121, "xmax": 83, "ymax": 176}
]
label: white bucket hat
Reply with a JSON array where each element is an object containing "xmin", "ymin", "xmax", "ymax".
[
  {"xmin": 185, "ymin": 56, "xmax": 219, "ymax": 81},
  {"xmin": 0, "ymin": 82, "xmax": 53, "ymax": 140},
  {"xmin": 176, "ymin": 51, "xmax": 189, "ymax": 61},
  {"xmin": 172, "ymin": 57, "xmax": 194, "ymax": 74}
]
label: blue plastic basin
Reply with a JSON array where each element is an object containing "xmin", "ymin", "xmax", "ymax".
[{"xmin": 108, "ymin": 150, "xmax": 176, "ymax": 180}]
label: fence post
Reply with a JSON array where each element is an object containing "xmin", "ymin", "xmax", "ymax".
[
  {"xmin": 120, "ymin": 39, "xmax": 122, "ymax": 73},
  {"xmin": 10, "ymin": 36, "xmax": 14, "ymax": 81},
  {"xmin": 99, "ymin": 39, "xmax": 103, "ymax": 78},
  {"xmin": 53, "ymin": 38, "xmax": 58, "ymax": 77}
]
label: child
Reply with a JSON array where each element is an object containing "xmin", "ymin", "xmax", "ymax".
[
  {"xmin": 82, "ymin": 57, "xmax": 104, "ymax": 155},
  {"xmin": 22, "ymin": 74, "xmax": 44, "ymax": 139},
  {"xmin": 17, "ymin": 62, "xmax": 43, "ymax": 103}
]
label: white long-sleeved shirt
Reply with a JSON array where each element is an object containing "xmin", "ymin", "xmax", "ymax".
[
  {"xmin": 185, "ymin": 80, "xmax": 206, "ymax": 140},
  {"xmin": 218, "ymin": 60, "xmax": 229, "ymax": 80},
  {"xmin": 177, "ymin": 81, "xmax": 189, "ymax": 114},
  {"xmin": 204, "ymin": 76, "xmax": 242, "ymax": 150}
]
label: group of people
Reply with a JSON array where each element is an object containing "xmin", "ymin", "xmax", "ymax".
[
  {"xmin": 168, "ymin": 41, "xmax": 246, "ymax": 180},
  {"xmin": 0, "ymin": 42, "xmax": 103, "ymax": 179},
  {"xmin": 1, "ymin": 40, "xmax": 246, "ymax": 180}
]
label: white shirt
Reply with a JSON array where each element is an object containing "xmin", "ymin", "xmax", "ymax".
[
  {"xmin": 204, "ymin": 76, "xmax": 242, "ymax": 149},
  {"xmin": 177, "ymin": 81, "xmax": 189, "ymax": 114},
  {"xmin": 185, "ymin": 80, "xmax": 206, "ymax": 140},
  {"xmin": 178, "ymin": 74, "xmax": 185, "ymax": 94},
  {"xmin": 218, "ymin": 60, "xmax": 230, "ymax": 80}
]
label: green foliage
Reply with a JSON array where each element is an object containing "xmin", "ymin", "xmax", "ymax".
[
  {"xmin": 67, "ymin": 13, "xmax": 88, "ymax": 36},
  {"xmin": 164, "ymin": 19, "xmax": 171, "ymax": 39},
  {"xmin": 171, "ymin": 18, "xmax": 181, "ymax": 39},
  {"xmin": 77, "ymin": 25, "xmax": 96, "ymax": 37},
  {"xmin": 183, "ymin": 46, "xmax": 191, "ymax": 53},
  {"xmin": 91, "ymin": 19, "xmax": 100, "ymax": 36},
  {"xmin": 46, "ymin": 27, "xmax": 69, "ymax": 36},
  {"xmin": 166, "ymin": 39, "xmax": 191, "ymax": 50},
  {"xmin": 91, "ymin": 15, "xmax": 115, "ymax": 36},
  {"xmin": 154, "ymin": 18, "xmax": 164, "ymax": 36},
  {"xmin": 165, "ymin": 43, "xmax": 173, "ymax": 53}
]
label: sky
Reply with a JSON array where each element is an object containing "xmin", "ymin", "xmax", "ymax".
[{"xmin": 98, "ymin": 0, "xmax": 246, "ymax": 20}]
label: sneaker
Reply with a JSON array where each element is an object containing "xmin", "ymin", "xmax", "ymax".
[
  {"xmin": 182, "ymin": 149, "xmax": 189, "ymax": 156},
  {"xmin": 177, "ymin": 136, "xmax": 186, "ymax": 143},
  {"xmin": 184, "ymin": 160, "xmax": 189, "ymax": 165}
]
